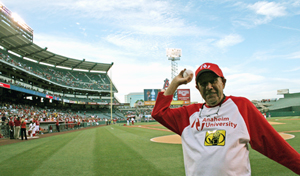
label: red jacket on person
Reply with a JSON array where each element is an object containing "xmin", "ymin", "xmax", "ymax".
[
  {"xmin": 9, "ymin": 120, "xmax": 14, "ymax": 127},
  {"xmin": 14, "ymin": 119, "xmax": 21, "ymax": 126},
  {"xmin": 21, "ymin": 121, "xmax": 27, "ymax": 129}
]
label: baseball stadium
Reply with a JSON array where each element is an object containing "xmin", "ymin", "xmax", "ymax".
[{"xmin": 0, "ymin": 2, "xmax": 299, "ymax": 176}]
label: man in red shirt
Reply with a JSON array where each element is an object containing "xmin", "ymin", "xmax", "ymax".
[{"xmin": 14, "ymin": 116, "xmax": 21, "ymax": 139}]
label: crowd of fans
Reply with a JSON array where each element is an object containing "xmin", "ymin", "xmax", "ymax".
[
  {"xmin": 261, "ymin": 98, "xmax": 277, "ymax": 102},
  {"xmin": 0, "ymin": 52, "xmax": 112, "ymax": 91},
  {"xmin": 0, "ymin": 101, "xmax": 128, "ymax": 139},
  {"xmin": 0, "ymin": 75, "xmax": 115, "ymax": 104},
  {"xmin": 0, "ymin": 52, "xmax": 120, "ymax": 104}
]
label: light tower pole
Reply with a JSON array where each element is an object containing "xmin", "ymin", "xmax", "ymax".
[
  {"xmin": 166, "ymin": 48, "xmax": 182, "ymax": 100},
  {"xmin": 170, "ymin": 57, "xmax": 179, "ymax": 80}
]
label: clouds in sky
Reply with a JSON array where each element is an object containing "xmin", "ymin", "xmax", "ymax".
[
  {"xmin": 214, "ymin": 34, "xmax": 244, "ymax": 49},
  {"xmin": 287, "ymin": 51, "xmax": 300, "ymax": 59},
  {"xmin": 2, "ymin": 0, "xmax": 300, "ymax": 102},
  {"xmin": 249, "ymin": 1, "xmax": 286, "ymax": 17},
  {"xmin": 232, "ymin": 1, "xmax": 289, "ymax": 27},
  {"xmin": 248, "ymin": 1, "xmax": 287, "ymax": 25}
]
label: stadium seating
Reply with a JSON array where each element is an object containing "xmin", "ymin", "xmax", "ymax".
[{"xmin": 0, "ymin": 49, "xmax": 117, "ymax": 91}]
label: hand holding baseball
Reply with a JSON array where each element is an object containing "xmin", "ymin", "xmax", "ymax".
[
  {"xmin": 164, "ymin": 69, "xmax": 193, "ymax": 96},
  {"xmin": 183, "ymin": 69, "xmax": 193, "ymax": 83}
]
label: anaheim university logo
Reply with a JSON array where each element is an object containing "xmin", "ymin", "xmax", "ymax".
[
  {"xmin": 204, "ymin": 130, "xmax": 226, "ymax": 146},
  {"xmin": 191, "ymin": 117, "xmax": 237, "ymax": 131}
]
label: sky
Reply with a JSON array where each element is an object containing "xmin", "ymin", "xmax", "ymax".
[{"xmin": 1, "ymin": 0, "xmax": 300, "ymax": 103}]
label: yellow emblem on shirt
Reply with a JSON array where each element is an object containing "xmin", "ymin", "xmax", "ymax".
[{"xmin": 205, "ymin": 130, "xmax": 226, "ymax": 146}]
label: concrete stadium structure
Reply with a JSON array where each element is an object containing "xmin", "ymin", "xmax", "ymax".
[{"xmin": 267, "ymin": 92, "xmax": 300, "ymax": 117}]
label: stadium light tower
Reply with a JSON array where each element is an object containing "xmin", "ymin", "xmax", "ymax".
[
  {"xmin": 166, "ymin": 48, "xmax": 182, "ymax": 80},
  {"xmin": 166, "ymin": 48, "xmax": 182, "ymax": 101}
]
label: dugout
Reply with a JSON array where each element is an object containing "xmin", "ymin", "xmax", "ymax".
[{"xmin": 267, "ymin": 92, "xmax": 300, "ymax": 117}]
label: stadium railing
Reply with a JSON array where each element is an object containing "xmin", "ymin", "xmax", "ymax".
[{"xmin": 47, "ymin": 121, "xmax": 106, "ymax": 133}]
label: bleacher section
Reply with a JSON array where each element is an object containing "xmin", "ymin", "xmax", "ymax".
[
  {"xmin": 267, "ymin": 97, "xmax": 300, "ymax": 111},
  {"xmin": 77, "ymin": 108, "xmax": 125, "ymax": 120},
  {"xmin": 0, "ymin": 49, "xmax": 123, "ymax": 110},
  {"xmin": 265, "ymin": 93, "xmax": 300, "ymax": 117},
  {"xmin": 0, "ymin": 50, "xmax": 116, "ymax": 91}
]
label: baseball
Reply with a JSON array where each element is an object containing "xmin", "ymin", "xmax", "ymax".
[{"xmin": 183, "ymin": 69, "xmax": 193, "ymax": 83}]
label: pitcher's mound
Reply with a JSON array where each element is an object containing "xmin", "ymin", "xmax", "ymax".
[{"xmin": 151, "ymin": 135, "xmax": 181, "ymax": 144}]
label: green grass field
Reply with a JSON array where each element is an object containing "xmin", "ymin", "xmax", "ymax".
[{"xmin": 0, "ymin": 117, "xmax": 299, "ymax": 176}]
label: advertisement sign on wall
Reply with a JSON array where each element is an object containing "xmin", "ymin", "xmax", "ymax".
[
  {"xmin": 46, "ymin": 95, "xmax": 53, "ymax": 99},
  {"xmin": 0, "ymin": 82, "xmax": 10, "ymax": 89},
  {"xmin": 177, "ymin": 89, "xmax": 190, "ymax": 101},
  {"xmin": 144, "ymin": 89, "xmax": 161, "ymax": 101},
  {"xmin": 171, "ymin": 100, "xmax": 190, "ymax": 105},
  {"xmin": 144, "ymin": 100, "xmax": 190, "ymax": 105},
  {"xmin": 144, "ymin": 101, "xmax": 156, "ymax": 105}
]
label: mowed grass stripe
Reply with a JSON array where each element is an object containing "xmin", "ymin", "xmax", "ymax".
[
  {"xmin": 92, "ymin": 125, "xmax": 185, "ymax": 176},
  {"xmin": 269, "ymin": 120, "xmax": 300, "ymax": 132},
  {"xmin": 0, "ymin": 136, "xmax": 52, "ymax": 161},
  {"xmin": 0, "ymin": 133, "xmax": 76, "ymax": 175},
  {"xmin": 32, "ymin": 129, "xmax": 96, "ymax": 176},
  {"xmin": 93, "ymin": 126, "xmax": 170, "ymax": 176}
]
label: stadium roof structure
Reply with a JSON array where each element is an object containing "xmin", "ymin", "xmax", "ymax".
[{"xmin": 0, "ymin": 7, "xmax": 113, "ymax": 72}]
